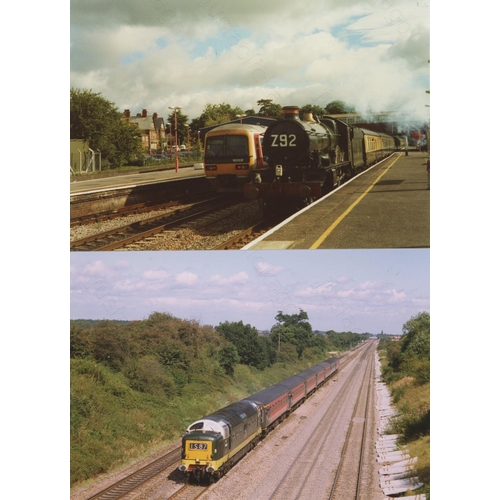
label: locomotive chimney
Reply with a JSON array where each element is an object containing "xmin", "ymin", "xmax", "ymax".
[{"xmin": 283, "ymin": 106, "xmax": 300, "ymax": 120}]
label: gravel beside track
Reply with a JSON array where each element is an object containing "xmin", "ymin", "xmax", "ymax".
[{"xmin": 70, "ymin": 200, "xmax": 263, "ymax": 250}]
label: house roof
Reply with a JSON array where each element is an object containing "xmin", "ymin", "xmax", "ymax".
[{"xmin": 128, "ymin": 115, "xmax": 165, "ymax": 133}]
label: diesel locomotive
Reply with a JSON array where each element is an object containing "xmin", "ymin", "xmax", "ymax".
[
  {"xmin": 243, "ymin": 106, "xmax": 396, "ymax": 212},
  {"xmin": 179, "ymin": 356, "xmax": 340, "ymax": 482}
]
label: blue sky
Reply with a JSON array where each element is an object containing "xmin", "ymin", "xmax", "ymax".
[
  {"xmin": 70, "ymin": 0, "xmax": 430, "ymax": 122},
  {"xmin": 70, "ymin": 249, "xmax": 429, "ymax": 335}
]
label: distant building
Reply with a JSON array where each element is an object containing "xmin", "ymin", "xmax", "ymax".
[{"xmin": 124, "ymin": 109, "xmax": 166, "ymax": 153}]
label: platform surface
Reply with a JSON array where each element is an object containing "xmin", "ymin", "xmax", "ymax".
[
  {"xmin": 245, "ymin": 152, "xmax": 430, "ymax": 250},
  {"xmin": 70, "ymin": 165, "xmax": 206, "ymax": 195}
]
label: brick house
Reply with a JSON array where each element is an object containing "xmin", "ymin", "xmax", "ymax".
[{"xmin": 124, "ymin": 109, "xmax": 167, "ymax": 153}]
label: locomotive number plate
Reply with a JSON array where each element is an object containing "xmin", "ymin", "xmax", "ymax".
[
  {"xmin": 271, "ymin": 134, "xmax": 297, "ymax": 147},
  {"xmin": 189, "ymin": 443, "xmax": 208, "ymax": 450}
]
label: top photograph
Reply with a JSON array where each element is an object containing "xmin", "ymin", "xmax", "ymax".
[{"xmin": 70, "ymin": 0, "xmax": 430, "ymax": 251}]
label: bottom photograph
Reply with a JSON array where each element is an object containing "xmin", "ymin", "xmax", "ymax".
[{"xmin": 70, "ymin": 249, "xmax": 430, "ymax": 500}]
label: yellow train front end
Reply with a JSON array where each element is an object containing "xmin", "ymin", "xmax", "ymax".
[
  {"xmin": 179, "ymin": 430, "xmax": 228, "ymax": 482},
  {"xmin": 203, "ymin": 124, "xmax": 267, "ymax": 192}
]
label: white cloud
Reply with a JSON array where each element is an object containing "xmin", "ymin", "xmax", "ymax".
[
  {"xmin": 175, "ymin": 271, "xmax": 198, "ymax": 285},
  {"xmin": 114, "ymin": 279, "xmax": 147, "ymax": 293},
  {"xmin": 207, "ymin": 272, "xmax": 249, "ymax": 286},
  {"xmin": 70, "ymin": 0, "xmax": 429, "ymax": 121},
  {"xmin": 142, "ymin": 269, "xmax": 171, "ymax": 280},
  {"xmin": 254, "ymin": 261, "xmax": 284, "ymax": 276}
]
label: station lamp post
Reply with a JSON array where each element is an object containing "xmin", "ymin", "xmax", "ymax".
[
  {"xmin": 186, "ymin": 124, "xmax": 191, "ymax": 161},
  {"xmin": 167, "ymin": 123, "xmax": 172, "ymax": 159},
  {"xmin": 236, "ymin": 114, "xmax": 246, "ymax": 123},
  {"xmin": 169, "ymin": 106, "xmax": 182, "ymax": 172}
]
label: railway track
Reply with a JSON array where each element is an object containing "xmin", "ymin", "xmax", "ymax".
[
  {"xmin": 70, "ymin": 197, "xmax": 237, "ymax": 251},
  {"xmin": 328, "ymin": 344, "xmax": 375, "ymax": 500},
  {"xmin": 86, "ymin": 447, "xmax": 181, "ymax": 500},
  {"xmin": 213, "ymin": 215, "xmax": 282, "ymax": 249},
  {"xmin": 263, "ymin": 343, "xmax": 375, "ymax": 500},
  {"xmin": 70, "ymin": 199, "xmax": 186, "ymax": 227}
]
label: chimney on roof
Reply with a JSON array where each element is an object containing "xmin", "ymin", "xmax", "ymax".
[
  {"xmin": 142, "ymin": 109, "xmax": 148, "ymax": 117},
  {"xmin": 153, "ymin": 112, "xmax": 158, "ymax": 121},
  {"xmin": 124, "ymin": 109, "xmax": 131, "ymax": 118}
]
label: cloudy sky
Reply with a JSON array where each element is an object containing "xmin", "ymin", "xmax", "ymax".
[
  {"xmin": 70, "ymin": 249, "xmax": 429, "ymax": 335},
  {"xmin": 70, "ymin": 0, "xmax": 430, "ymax": 122}
]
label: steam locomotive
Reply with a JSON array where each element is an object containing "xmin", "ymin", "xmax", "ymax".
[{"xmin": 243, "ymin": 106, "xmax": 396, "ymax": 213}]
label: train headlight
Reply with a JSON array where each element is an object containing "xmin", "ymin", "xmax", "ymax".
[
  {"xmin": 235, "ymin": 164, "xmax": 249, "ymax": 170},
  {"xmin": 205, "ymin": 165, "xmax": 217, "ymax": 171},
  {"xmin": 275, "ymin": 165, "xmax": 283, "ymax": 177}
]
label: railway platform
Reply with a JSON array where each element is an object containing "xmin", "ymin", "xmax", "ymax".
[
  {"xmin": 244, "ymin": 151, "xmax": 430, "ymax": 250},
  {"xmin": 70, "ymin": 164, "xmax": 206, "ymax": 196}
]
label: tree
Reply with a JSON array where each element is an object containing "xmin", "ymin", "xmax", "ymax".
[
  {"xmin": 89, "ymin": 320, "xmax": 130, "ymax": 370},
  {"xmin": 167, "ymin": 109, "xmax": 189, "ymax": 146},
  {"xmin": 70, "ymin": 88, "xmax": 142, "ymax": 168},
  {"xmin": 257, "ymin": 99, "xmax": 283, "ymax": 119},
  {"xmin": 218, "ymin": 343, "xmax": 240, "ymax": 376},
  {"xmin": 197, "ymin": 103, "xmax": 245, "ymax": 128},
  {"xmin": 270, "ymin": 309, "xmax": 313, "ymax": 359},
  {"xmin": 300, "ymin": 104, "xmax": 326, "ymax": 118},
  {"xmin": 400, "ymin": 312, "xmax": 430, "ymax": 360},
  {"xmin": 215, "ymin": 321, "xmax": 265, "ymax": 369},
  {"xmin": 325, "ymin": 100, "xmax": 357, "ymax": 115}
]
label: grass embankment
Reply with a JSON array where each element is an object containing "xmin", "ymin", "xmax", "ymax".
[
  {"xmin": 70, "ymin": 356, "xmax": 323, "ymax": 490},
  {"xmin": 378, "ymin": 349, "xmax": 430, "ymax": 498}
]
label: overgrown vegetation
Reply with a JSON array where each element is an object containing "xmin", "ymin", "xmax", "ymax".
[
  {"xmin": 377, "ymin": 311, "xmax": 430, "ymax": 498},
  {"xmin": 71, "ymin": 311, "xmax": 369, "ymax": 488},
  {"xmin": 70, "ymin": 88, "xmax": 143, "ymax": 169}
]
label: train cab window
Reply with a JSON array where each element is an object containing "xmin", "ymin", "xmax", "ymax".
[
  {"xmin": 227, "ymin": 136, "xmax": 248, "ymax": 156},
  {"xmin": 206, "ymin": 137, "xmax": 224, "ymax": 157},
  {"xmin": 206, "ymin": 135, "xmax": 249, "ymax": 159}
]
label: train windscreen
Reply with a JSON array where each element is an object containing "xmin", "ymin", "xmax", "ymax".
[{"xmin": 205, "ymin": 135, "xmax": 250, "ymax": 162}]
